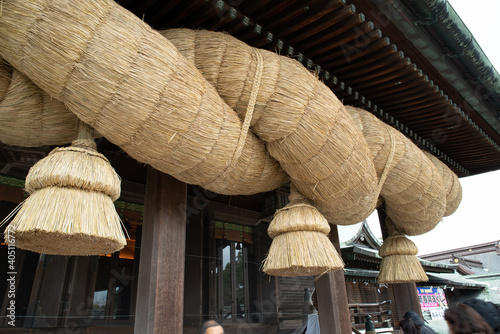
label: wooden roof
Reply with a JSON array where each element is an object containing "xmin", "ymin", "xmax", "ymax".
[{"xmin": 420, "ymin": 240, "xmax": 500, "ymax": 261}]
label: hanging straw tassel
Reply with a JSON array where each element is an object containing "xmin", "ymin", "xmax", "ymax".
[
  {"xmin": 3, "ymin": 121, "xmax": 126, "ymax": 256},
  {"xmin": 263, "ymin": 184, "xmax": 344, "ymax": 276},
  {"xmin": 377, "ymin": 218, "xmax": 428, "ymax": 284}
]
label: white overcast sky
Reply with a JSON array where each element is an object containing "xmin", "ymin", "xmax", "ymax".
[{"xmin": 358, "ymin": 0, "xmax": 500, "ymax": 255}]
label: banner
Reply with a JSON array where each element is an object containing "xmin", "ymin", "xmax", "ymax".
[{"xmin": 417, "ymin": 287, "xmax": 448, "ymax": 319}]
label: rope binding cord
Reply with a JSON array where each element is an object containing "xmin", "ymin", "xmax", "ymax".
[{"xmin": 203, "ymin": 48, "xmax": 264, "ymax": 188}]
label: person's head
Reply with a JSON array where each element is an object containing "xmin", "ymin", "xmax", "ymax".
[
  {"xmin": 403, "ymin": 311, "xmax": 425, "ymax": 327},
  {"xmin": 444, "ymin": 304, "xmax": 494, "ymax": 334},
  {"xmin": 199, "ymin": 320, "xmax": 224, "ymax": 334},
  {"xmin": 462, "ymin": 298, "xmax": 500, "ymax": 332},
  {"xmin": 399, "ymin": 318, "xmax": 421, "ymax": 334}
]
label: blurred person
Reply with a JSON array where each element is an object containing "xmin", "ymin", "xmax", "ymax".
[
  {"xmin": 444, "ymin": 304, "xmax": 494, "ymax": 334},
  {"xmin": 399, "ymin": 318, "xmax": 421, "ymax": 334},
  {"xmin": 403, "ymin": 311, "xmax": 437, "ymax": 334},
  {"xmin": 462, "ymin": 299, "xmax": 500, "ymax": 334},
  {"xmin": 200, "ymin": 320, "xmax": 224, "ymax": 334}
]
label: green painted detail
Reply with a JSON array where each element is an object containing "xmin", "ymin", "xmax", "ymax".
[
  {"xmin": 0, "ymin": 175, "xmax": 25, "ymax": 188},
  {"xmin": 226, "ymin": 223, "xmax": 243, "ymax": 232},
  {"xmin": 114, "ymin": 201, "xmax": 144, "ymax": 224},
  {"xmin": 125, "ymin": 202, "xmax": 144, "ymax": 214},
  {"xmin": 114, "ymin": 201, "xmax": 127, "ymax": 210},
  {"xmin": 214, "ymin": 221, "xmax": 253, "ymax": 234}
]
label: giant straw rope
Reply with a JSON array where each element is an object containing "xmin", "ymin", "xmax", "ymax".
[
  {"xmin": 424, "ymin": 151, "xmax": 462, "ymax": 216},
  {"xmin": 161, "ymin": 29, "xmax": 379, "ymax": 225},
  {"xmin": 0, "ymin": 0, "xmax": 287, "ymax": 196},
  {"xmin": 0, "ymin": 60, "xmax": 82, "ymax": 146},
  {"xmin": 0, "ymin": 0, "xmax": 462, "ymax": 267},
  {"xmin": 346, "ymin": 106, "xmax": 446, "ymax": 235}
]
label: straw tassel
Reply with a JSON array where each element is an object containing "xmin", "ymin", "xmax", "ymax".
[
  {"xmin": 3, "ymin": 121, "xmax": 126, "ymax": 256},
  {"xmin": 263, "ymin": 184, "xmax": 344, "ymax": 276},
  {"xmin": 377, "ymin": 218, "xmax": 428, "ymax": 283}
]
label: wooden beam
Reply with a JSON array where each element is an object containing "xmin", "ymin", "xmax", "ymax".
[
  {"xmin": 0, "ymin": 184, "xmax": 24, "ymax": 203},
  {"xmin": 391, "ymin": 282, "xmax": 423, "ymax": 322},
  {"xmin": 134, "ymin": 168, "xmax": 187, "ymax": 334},
  {"xmin": 184, "ymin": 212, "xmax": 204, "ymax": 328},
  {"xmin": 377, "ymin": 205, "xmax": 390, "ymax": 240},
  {"xmin": 316, "ymin": 224, "xmax": 352, "ymax": 333},
  {"xmin": 61, "ymin": 256, "xmax": 98, "ymax": 328},
  {"xmin": 24, "ymin": 255, "xmax": 70, "ymax": 328}
]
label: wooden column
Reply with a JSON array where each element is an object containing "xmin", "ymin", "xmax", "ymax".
[
  {"xmin": 24, "ymin": 255, "xmax": 70, "ymax": 328},
  {"xmin": 184, "ymin": 212, "xmax": 204, "ymax": 327},
  {"xmin": 316, "ymin": 224, "xmax": 352, "ymax": 333},
  {"xmin": 134, "ymin": 168, "xmax": 187, "ymax": 334},
  {"xmin": 391, "ymin": 282, "xmax": 423, "ymax": 320},
  {"xmin": 378, "ymin": 205, "xmax": 423, "ymax": 324}
]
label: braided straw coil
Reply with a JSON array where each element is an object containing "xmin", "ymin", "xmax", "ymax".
[
  {"xmin": 346, "ymin": 106, "xmax": 446, "ymax": 236},
  {"xmin": 424, "ymin": 151, "xmax": 462, "ymax": 216},
  {"xmin": 4, "ymin": 122, "xmax": 126, "ymax": 256},
  {"xmin": 0, "ymin": 59, "xmax": 82, "ymax": 147},
  {"xmin": 161, "ymin": 28, "xmax": 379, "ymax": 225},
  {"xmin": 0, "ymin": 0, "xmax": 287, "ymax": 196},
  {"xmin": 263, "ymin": 184, "xmax": 344, "ymax": 276}
]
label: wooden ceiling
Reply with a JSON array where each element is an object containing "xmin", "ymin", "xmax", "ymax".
[{"xmin": 113, "ymin": 0, "xmax": 500, "ymax": 177}]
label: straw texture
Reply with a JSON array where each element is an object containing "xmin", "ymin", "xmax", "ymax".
[
  {"xmin": 0, "ymin": 59, "xmax": 82, "ymax": 146},
  {"xmin": 267, "ymin": 203, "xmax": 331, "ymax": 239},
  {"xmin": 0, "ymin": 0, "xmax": 287, "ymax": 196},
  {"xmin": 5, "ymin": 187, "xmax": 125, "ymax": 255},
  {"xmin": 4, "ymin": 122, "xmax": 126, "ymax": 255},
  {"xmin": 263, "ymin": 231, "xmax": 343, "ymax": 277},
  {"xmin": 263, "ymin": 185, "xmax": 344, "ymax": 276},
  {"xmin": 24, "ymin": 122, "xmax": 121, "ymax": 201},
  {"xmin": 378, "ymin": 254, "xmax": 429, "ymax": 284},
  {"xmin": 162, "ymin": 29, "xmax": 379, "ymax": 225},
  {"xmin": 25, "ymin": 146, "xmax": 121, "ymax": 200},
  {"xmin": 377, "ymin": 218, "xmax": 429, "ymax": 283},
  {"xmin": 0, "ymin": 59, "xmax": 11, "ymax": 102},
  {"xmin": 377, "ymin": 234, "xmax": 428, "ymax": 284},
  {"xmin": 424, "ymin": 151, "xmax": 462, "ymax": 216},
  {"xmin": 346, "ymin": 106, "xmax": 446, "ymax": 235}
]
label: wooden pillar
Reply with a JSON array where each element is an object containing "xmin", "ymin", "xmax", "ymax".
[
  {"xmin": 134, "ymin": 168, "xmax": 187, "ymax": 334},
  {"xmin": 391, "ymin": 282, "xmax": 423, "ymax": 320},
  {"xmin": 377, "ymin": 204, "xmax": 390, "ymax": 241},
  {"xmin": 184, "ymin": 212, "xmax": 204, "ymax": 327},
  {"xmin": 316, "ymin": 224, "xmax": 352, "ymax": 333},
  {"xmin": 377, "ymin": 205, "xmax": 423, "ymax": 324},
  {"xmin": 24, "ymin": 255, "xmax": 70, "ymax": 328}
]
